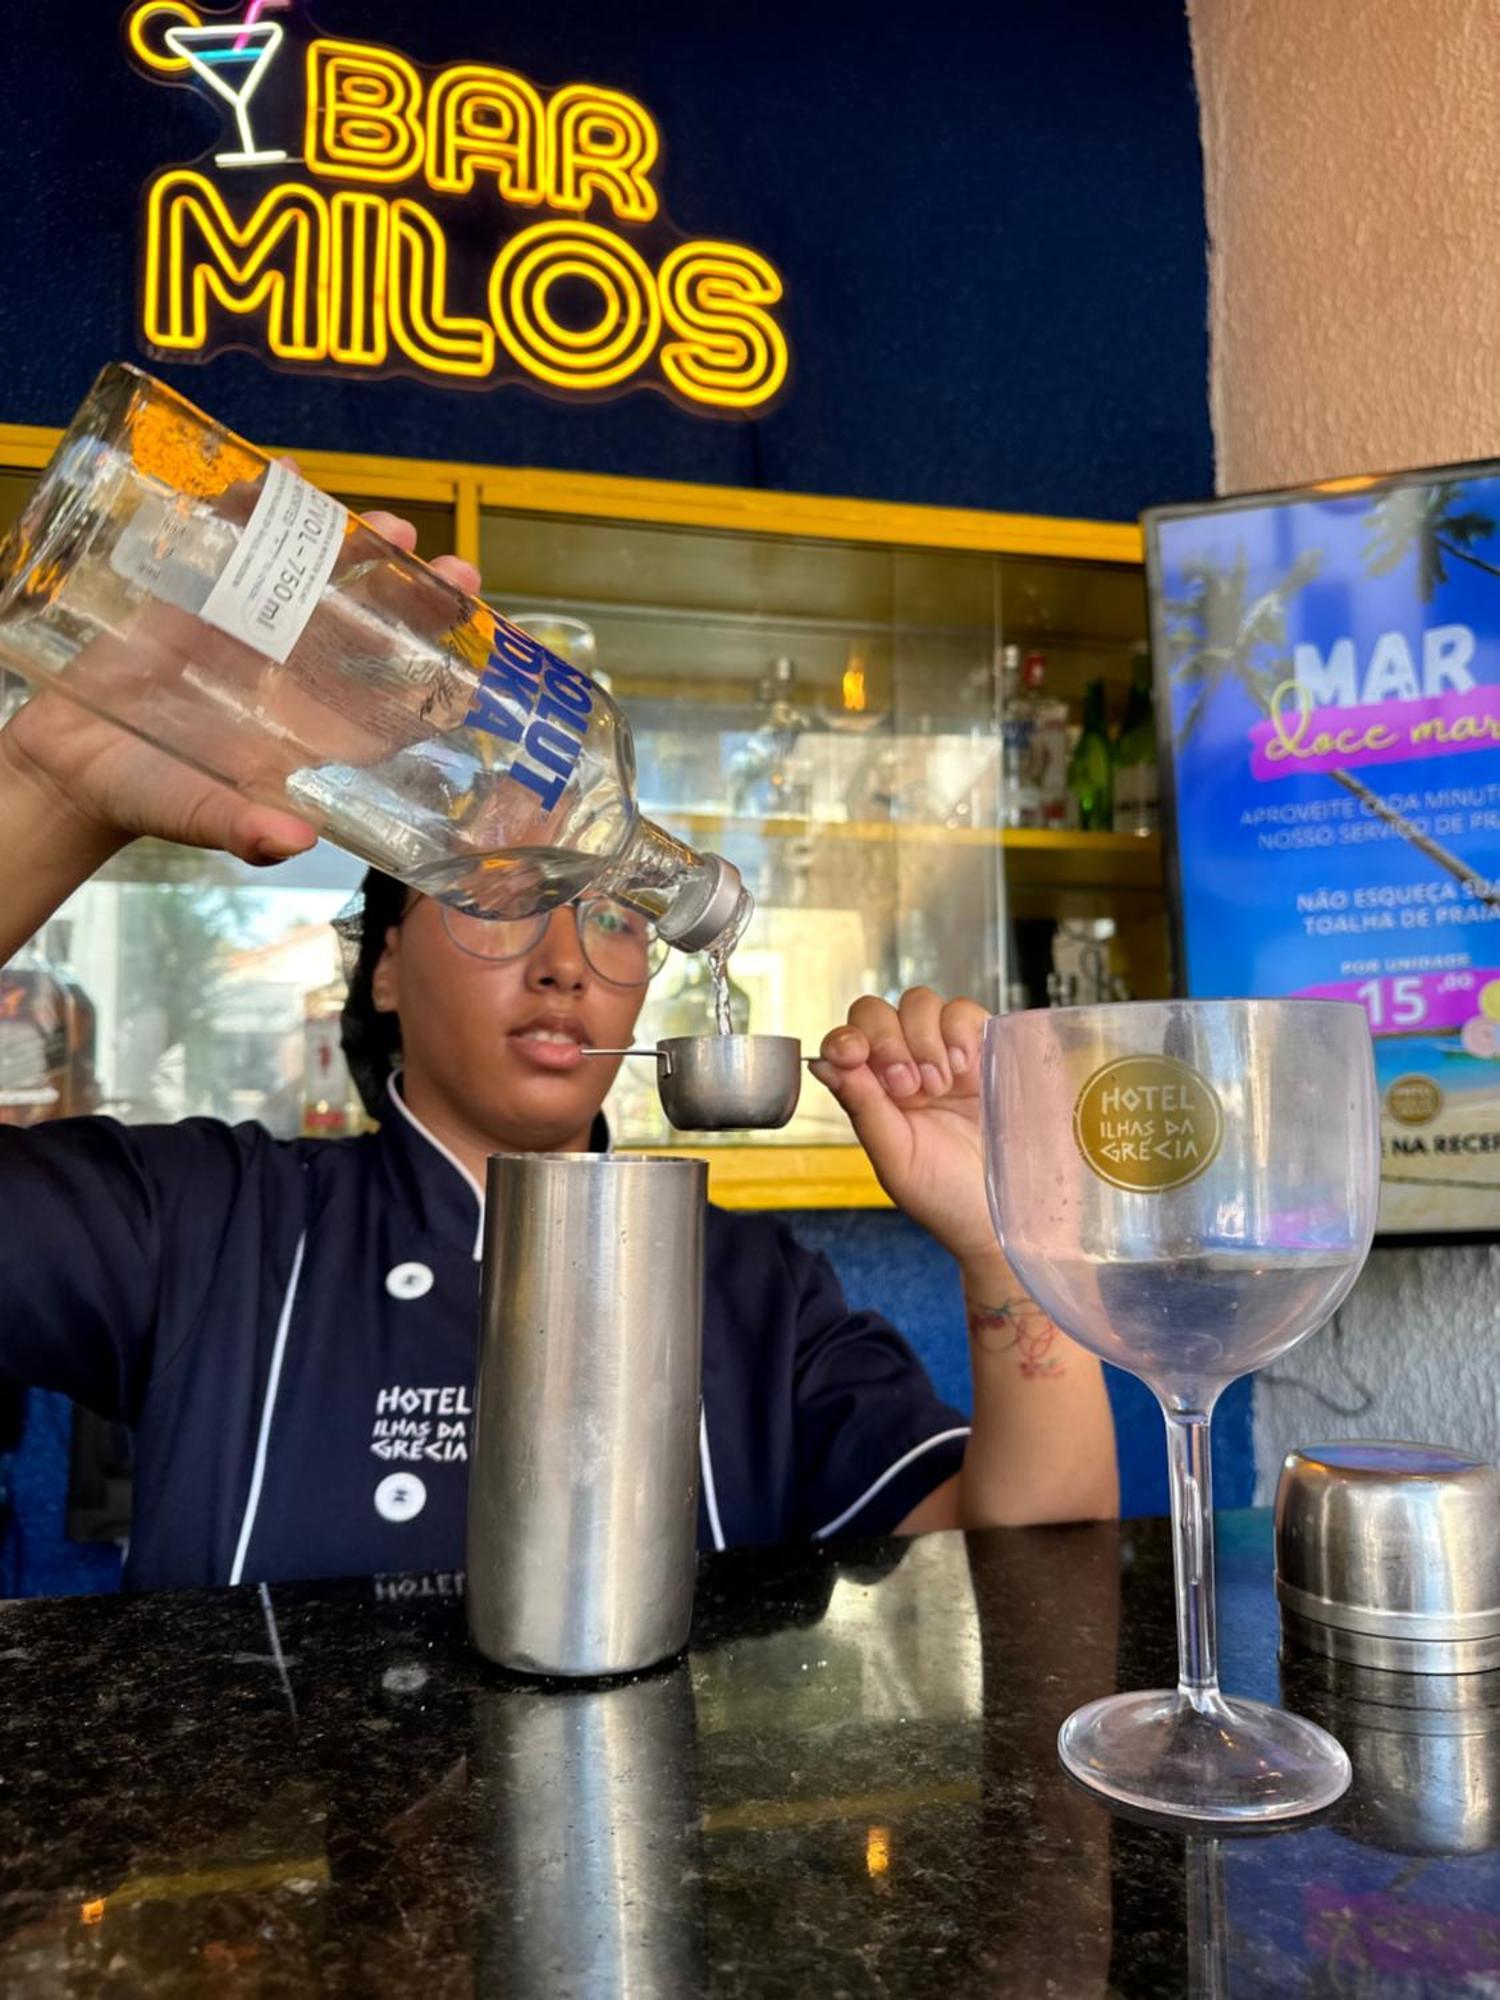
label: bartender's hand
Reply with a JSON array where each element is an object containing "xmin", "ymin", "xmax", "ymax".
[
  {"xmin": 810, "ymin": 989, "xmax": 997, "ymax": 1266},
  {"xmin": 1, "ymin": 511, "xmax": 479, "ymax": 867},
  {"xmin": 815, "ymin": 990, "xmax": 1120, "ymax": 1532}
]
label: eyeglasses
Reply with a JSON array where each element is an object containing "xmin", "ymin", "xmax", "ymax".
[{"xmin": 438, "ymin": 895, "xmax": 668, "ymax": 988}]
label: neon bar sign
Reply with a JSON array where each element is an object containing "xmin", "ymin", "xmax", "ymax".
[{"xmin": 124, "ymin": 3, "xmax": 791, "ymax": 412}]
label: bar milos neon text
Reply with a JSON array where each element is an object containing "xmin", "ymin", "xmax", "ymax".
[{"xmin": 127, "ymin": 10, "xmax": 791, "ymax": 410}]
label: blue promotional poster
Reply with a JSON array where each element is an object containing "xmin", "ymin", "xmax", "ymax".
[{"xmin": 1147, "ymin": 466, "xmax": 1500, "ymax": 1236}]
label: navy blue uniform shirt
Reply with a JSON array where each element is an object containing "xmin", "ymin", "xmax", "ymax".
[{"xmin": 0, "ymin": 1080, "xmax": 969, "ymax": 1589}]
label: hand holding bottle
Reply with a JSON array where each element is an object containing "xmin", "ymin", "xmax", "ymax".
[
  {"xmin": 0, "ymin": 366, "xmax": 748, "ymax": 954},
  {"xmin": 1, "ymin": 512, "xmax": 478, "ymax": 866},
  {"xmin": 0, "ymin": 511, "xmax": 478, "ymax": 966}
]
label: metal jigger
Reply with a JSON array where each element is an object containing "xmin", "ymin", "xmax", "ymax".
[{"xmin": 583, "ymin": 1033, "xmax": 805, "ymax": 1131}]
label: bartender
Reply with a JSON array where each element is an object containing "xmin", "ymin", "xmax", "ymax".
[{"xmin": 0, "ymin": 514, "xmax": 1117, "ymax": 1591}]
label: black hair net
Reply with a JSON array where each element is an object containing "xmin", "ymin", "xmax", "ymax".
[{"xmin": 333, "ymin": 867, "xmax": 411, "ymax": 1117}]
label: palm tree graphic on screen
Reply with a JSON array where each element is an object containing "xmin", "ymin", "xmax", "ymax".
[
  {"xmin": 163, "ymin": 5, "xmax": 289, "ymax": 168},
  {"xmin": 1364, "ymin": 482, "xmax": 1500, "ymax": 593},
  {"xmin": 1165, "ymin": 492, "xmax": 1500, "ymax": 907}
]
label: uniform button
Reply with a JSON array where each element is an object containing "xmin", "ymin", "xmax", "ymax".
[
  {"xmin": 385, "ymin": 1261, "xmax": 434, "ymax": 1300},
  {"xmin": 374, "ymin": 1472, "xmax": 428, "ymax": 1523}
]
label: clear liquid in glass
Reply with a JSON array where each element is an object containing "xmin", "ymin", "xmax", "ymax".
[{"xmin": 1027, "ymin": 1248, "xmax": 1359, "ymax": 1405}]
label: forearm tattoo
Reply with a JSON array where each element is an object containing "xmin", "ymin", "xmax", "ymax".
[{"xmin": 966, "ymin": 1294, "xmax": 1066, "ymax": 1378}]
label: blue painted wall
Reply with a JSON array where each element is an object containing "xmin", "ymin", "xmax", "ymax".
[{"xmin": 0, "ymin": 1, "xmax": 1210, "ymax": 519}]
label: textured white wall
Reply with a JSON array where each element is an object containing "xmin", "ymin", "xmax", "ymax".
[
  {"xmin": 1251, "ymin": 1246, "xmax": 1500, "ymax": 1501},
  {"xmin": 1186, "ymin": 0, "xmax": 1500, "ymax": 1492},
  {"xmin": 1189, "ymin": 0, "xmax": 1500, "ymax": 495}
]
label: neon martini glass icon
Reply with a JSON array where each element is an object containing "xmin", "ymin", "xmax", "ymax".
[{"xmin": 163, "ymin": 19, "xmax": 288, "ymax": 168}]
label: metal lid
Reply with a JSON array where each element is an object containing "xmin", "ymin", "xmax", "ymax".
[
  {"xmin": 654, "ymin": 853, "xmax": 749, "ymax": 953},
  {"xmin": 1275, "ymin": 1441, "xmax": 1500, "ymax": 1674}
]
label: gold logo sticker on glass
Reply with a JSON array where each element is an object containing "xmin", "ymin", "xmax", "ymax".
[
  {"xmin": 1073, "ymin": 1054, "xmax": 1224, "ymax": 1194},
  {"xmin": 1385, "ymin": 1073, "xmax": 1442, "ymax": 1127}
]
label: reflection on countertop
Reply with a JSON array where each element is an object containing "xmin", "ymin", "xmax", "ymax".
[{"xmin": 0, "ymin": 1515, "xmax": 1496, "ymax": 1994}]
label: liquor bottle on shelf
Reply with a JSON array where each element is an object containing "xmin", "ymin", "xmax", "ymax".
[
  {"xmin": 301, "ymin": 980, "xmax": 365, "ymax": 1137},
  {"xmin": 1022, "ymin": 651, "xmax": 1069, "ymax": 827},
  {"xmin": 0, "ymin": 945, "xmax": 71, "ymax": 1127},
  {"xmin": 43, "ymin": 920, "xmax": 100, "ymax": 1116},
  {"xmin": 998, "ymin": 645, "xmax": 1038, "ymax": 829},
  {"xmin": 999, "ymin": 645, "xmax": 1068, "ymax": 828},
  {"xmin": 1112, "ymin": 643, "xmax": 1160, "ymax": 836},
  {"xmin": 1067, "ymin": 679, "xmax": 1114, "ymax": 831}
]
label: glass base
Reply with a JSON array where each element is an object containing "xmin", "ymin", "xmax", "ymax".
[{"xmin": 1058, "ymin": 1687, "xmax": 1351, "ymax": 1825}]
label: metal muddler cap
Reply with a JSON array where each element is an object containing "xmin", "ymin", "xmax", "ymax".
[
  {"xmin": 654, "ymin": 852, "xmax": 748, "ymax": 953},
  {"xmin": 1275, "ymin": 1441, "xmax": 1500, "ymax": 1675}
]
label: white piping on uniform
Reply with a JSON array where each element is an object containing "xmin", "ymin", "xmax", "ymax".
[
  {"xmin": 386, "ymin": 1076, "xmax": 486, "ymax": 1260},
  {"xmin": 229, "ymin": 1231, "xmax": 307, "ymax": 1587},
  {"xmin": 699, "ymin": 1406, "xmax": 726, "ymax": 1552},
  {"xmin": 813, "ymin": 1426, "xmax": 972, "ymax": 1539}
]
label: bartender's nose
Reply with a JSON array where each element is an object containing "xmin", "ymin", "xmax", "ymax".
[{"xmin": 526, "ymin": 907, "xmax": 589, "ymax": 992}]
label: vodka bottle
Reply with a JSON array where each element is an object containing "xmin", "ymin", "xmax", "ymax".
[
  {"xmin": 1000, "ymin": 647, "xmax": 1068, "ymax": 828},
  {"xmin": 998, "ymin": 644, "xmax": 1041, "ymax": 829},
  {"xmin": 0, "ymin": 365, "xmax": 749, "ymax": 956},
  {"xmin": 1112, "ymin": 643, "xmax": 1160, "ymax": 835}
]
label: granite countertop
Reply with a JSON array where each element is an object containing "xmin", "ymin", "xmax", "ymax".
[{"xmin": 0, "ymin": 1512, "xmax": 1497, "ymax": 1996}]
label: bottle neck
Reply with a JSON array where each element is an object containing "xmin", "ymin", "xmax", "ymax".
[{"xmin": 600, "ymin": 817, "xmax": 753, "ymax": 956}]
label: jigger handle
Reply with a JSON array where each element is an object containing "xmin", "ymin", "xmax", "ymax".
[{"xmin": 581, "ymin": 1046, "xmax": 678, "ymax": 1076}]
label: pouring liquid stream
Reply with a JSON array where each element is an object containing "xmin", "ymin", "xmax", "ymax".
[{"xmin": 707, "ymin": 942, "xmax": 737, "ymax": 1036}]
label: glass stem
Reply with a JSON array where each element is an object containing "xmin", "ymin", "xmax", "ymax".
[{"xmin": 1162, "ymin": 1405, "xmax": 1219, "ymax": 1705}]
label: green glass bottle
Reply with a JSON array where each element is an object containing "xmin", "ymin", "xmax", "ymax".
[
  {"xmin": 1067, "ymin": 679, "xmax": 1114, "ymax": 832},
  {"xmin": 1112, "ymin": 645, "xmax": 1160, "ymax": 835}
]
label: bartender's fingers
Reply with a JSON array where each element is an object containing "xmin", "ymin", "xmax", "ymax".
[
  {"xmin": 165, "ymin": 768, "xmax": 317, "ymax": 867},
  {"xmin": 937, "ymin": 996, "xmax": 988, "ymax": 1093},
  {"xmin": 225, "ymin": 801, "xmax": 320, "ymax": 866},
  {"xmin": 809, "ymin": 1019, "xmax": 920, "ymax": 1171},
  {"xmin": 363, "ymin": 508, "xmax": 418, "ymax": 549},
  {"xmin": 846, "ymin": 993, "xmax": 923, "ymax": 1098},
  {"xmin": 817, "ymin": 994, "xmax": 922, "ymax": 1101},
  {"xmin": 895, "ymin": 986, "xmax": 953, "ymax": 1097},
  {"xmin": 363, "ymin": 509, "xmax": 483, "ymax": 598},
  {"xmin": 430, "ymin": 553, "xmax": 483, "ymax": 593}
]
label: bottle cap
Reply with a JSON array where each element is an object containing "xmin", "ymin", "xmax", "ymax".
[
  {"xmin": 1022, "ymin": 651, "xmax": 1046, "ymax": 688},
  {"xmin": 656, "ymin": 852, "xmax": 751, "ymax": 953}
]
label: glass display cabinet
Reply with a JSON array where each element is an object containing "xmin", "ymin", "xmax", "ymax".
[{"xmin": 0, "ymin": 429, "xmax": 1162, "ymax": 1206}]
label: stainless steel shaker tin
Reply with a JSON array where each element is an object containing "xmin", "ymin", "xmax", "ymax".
[
  {"xmin": 1275, "ymin": 1441, "xmax": 1500, "ymax": 1674},
  {"xmin": 468, "ymin": 1152, "xmax": 707, "ymax": 1678}
]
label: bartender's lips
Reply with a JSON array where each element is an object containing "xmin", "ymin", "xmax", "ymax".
[{"xmin": 509, "ymin": 1014, "xmax": 590, "ymax": 1072}]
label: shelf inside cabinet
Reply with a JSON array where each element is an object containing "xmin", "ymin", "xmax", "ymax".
[
  {"xmin": 998, "ymin": 829, "xmax": 1162, "ymax": 890},
  {"xmin": 653, "ymin": 811, "xmax": 1162, "ymax": 889},
  {"xmin": 640, "ymin": 1145, "xmax": 890, "ymax": 1210}
]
